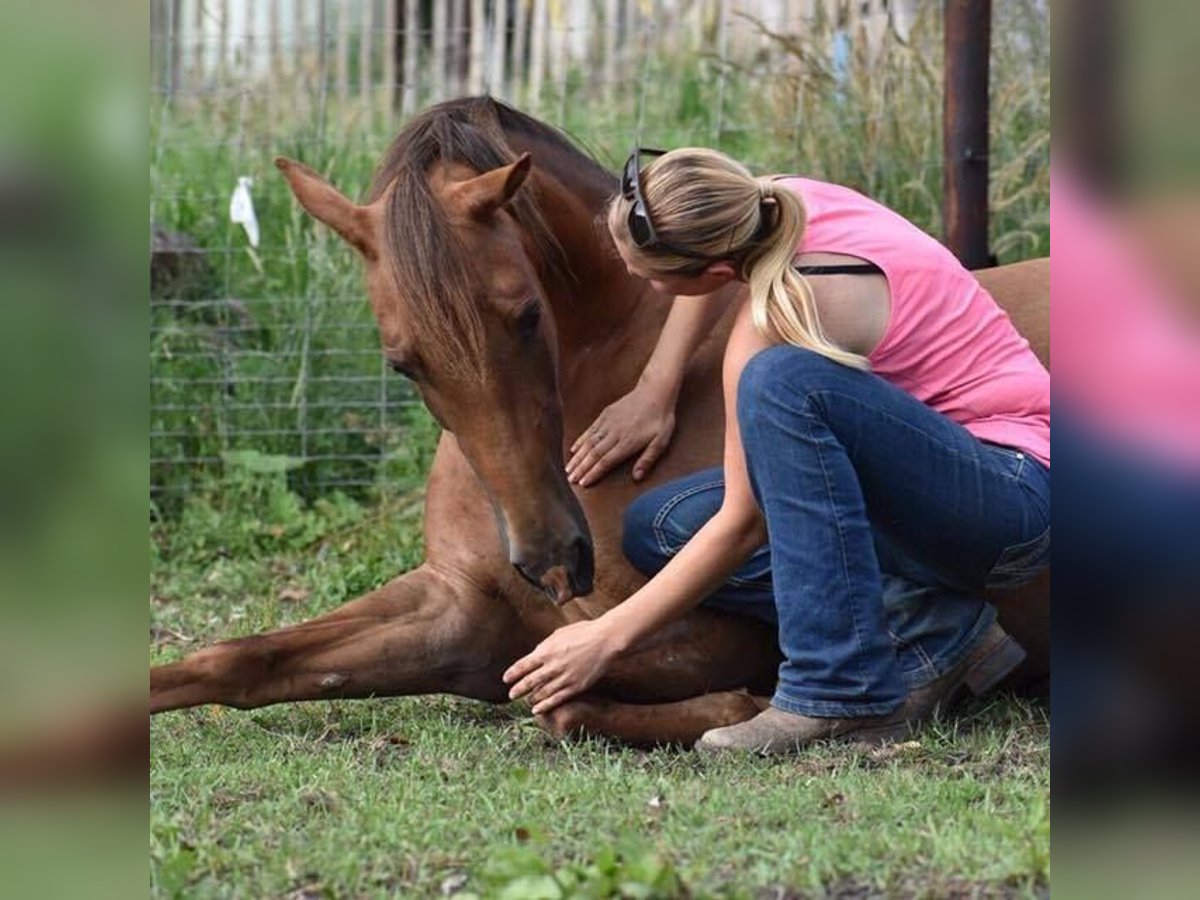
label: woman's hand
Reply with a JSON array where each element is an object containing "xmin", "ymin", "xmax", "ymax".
[
  {"xmin": 566, "ymin": 383, "xmax": 677, "ymax": 487},
  {"xmin": 503, "ymin": 619, "xmax": 621, "ymax": 714}
]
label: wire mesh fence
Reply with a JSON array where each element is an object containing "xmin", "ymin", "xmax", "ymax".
[{"xmin": 149, "ymin": 0, "xmax": 1049, "ymax": 509}]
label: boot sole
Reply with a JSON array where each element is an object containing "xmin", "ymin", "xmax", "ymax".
[{"xmin": 844, "ymin": 722, "xmax": 913, "ymax": 747}]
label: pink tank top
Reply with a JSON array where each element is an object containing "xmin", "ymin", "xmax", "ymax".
[{"xmin": 776, "ymin": 177, "xmax": 1051, "ymax": 467}]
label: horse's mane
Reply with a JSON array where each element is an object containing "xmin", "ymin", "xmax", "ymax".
[{"xmin": 368, "ymin": 96, "xmax": 606, "ymax": 381}]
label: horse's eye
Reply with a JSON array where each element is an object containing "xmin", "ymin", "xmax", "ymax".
[
  {"xmin": 515, "ymin": 303, "xmax": 541, "ymax": 341},
  {"xmin": 388, "ymin": 359, "xmax": 415, "ymax": 380}
]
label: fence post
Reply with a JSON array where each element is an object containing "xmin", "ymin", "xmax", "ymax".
[
  {"xmin": 450, "ymin": 0, "xmax": 468, "ymax": 95},
  {"xmin": 269, "ymin": 0, "xmax": 282, "ymax": 85},
  {"xmin": 168, "ymin": 0, "xmax": 183, "ymax": 100},
  {"xmin": 469, "ymin": 0, "xmax": 486, "ymax": 93},
  {"xmin": 403, "ymin": 0, "xmax": 420, "ymax": 115},
  {"xmin": 490, "ymin": 0, "xmax": 509, "ymax": 98},
  {"xmin": 189, "ymin": 0, "xmax": 204, "ymax": 89},
  {"xmin": 433, "ymin": 2, "xmax": 449, "ymax": 102},
  {"xmin": 336, "ymin": 1, "xmax": 350, "ymax": 108},
  {"xmin": 217, "ymin": 0, "xmax": 230, "ymax": 86},
  {"xmin": 943, "ymin": 0, "xmax": 992, "ymax": 268},
  {"xmin": 242, "ymin": 0, "xmax": 254, "ymax": 82},
  {"xmin": 360, "ymin": 0, "xmax": 374, "ymax": 106},
  {"xmin": 603, "ymin": 0, "xmax": 618, "ymax": 101},
  {"xmin": 383, "ymin": 0, "xmax": 398, "ymax": 112},
  {"xmin": 530, "ymin": 0, "xmax": 548, "ymax": 109},
  {"xmin": 512, "ymin": 0, "xmax": 530, "ymax": 104}
]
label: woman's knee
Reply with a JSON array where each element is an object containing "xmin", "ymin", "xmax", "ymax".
[
  {"xmin": 737, "ymin": 346, "xmax": 846, "ymax": 413},
  {"xmin": 737, "ymin": 345, "xmax": 847, "ymax": 441},
  {"xmin": 621, "ymin": 473, "xmax": 725, "ymax": 575},
  {"xmin": 621, "ymin": 490, "xmax": 664, "ymax": 574}
]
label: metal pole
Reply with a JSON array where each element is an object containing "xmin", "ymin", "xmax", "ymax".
[{"xmin": 943, "ymin": 0, "xmax": 992, "ymax": 269}]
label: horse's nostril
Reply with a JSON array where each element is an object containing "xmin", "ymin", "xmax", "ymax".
[
  {"xmin": 511, "ymin": 533, "xmax": 594, "ymax": 599},
  {"xmin": 569, "ymin": 534, "xmax": 595, "ymax": 596},
  {"xmin": 571, "ymin": 534, "xmax": 592, "ymax": 565},
  {"xmin": 513, "ymin": 560, "xmax": 540, "ymax": 588}
]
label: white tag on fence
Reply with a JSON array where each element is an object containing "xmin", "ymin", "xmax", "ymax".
[{"xmin": 229, "ymin": 176, "xmax": 260, "ymax": 248}]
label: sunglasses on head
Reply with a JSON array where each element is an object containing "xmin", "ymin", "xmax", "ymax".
[{"xmin": 620, "ymin": 147, "xmax": 718, "ymax": 262}]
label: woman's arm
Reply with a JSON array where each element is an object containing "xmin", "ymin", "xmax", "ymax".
[
  {"xmin": 599, "ymin": 300, "xmax": 772, "ymax": 650},
  {"xmin": 638, "ymin": 281, "xmax": 742, "ymax": 401},
  {"xmin": 567, "ymin": 282, "xmax": 739, "ymax": 485},
  {"xmin": 505, "ymin": 297, "xmax": 775, "ymax": 712}
]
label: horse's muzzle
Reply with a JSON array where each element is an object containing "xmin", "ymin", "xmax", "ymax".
[{"xmin": 513, "ymin": 533, "xmax": 594, "ymax": 604}]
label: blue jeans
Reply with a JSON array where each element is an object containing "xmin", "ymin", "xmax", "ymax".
[{"xmin": 623, "ymin": 345, "xmax": 1051, "ymax": 717}]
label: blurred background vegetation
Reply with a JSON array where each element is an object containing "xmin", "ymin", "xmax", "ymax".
[{"xmin": 150, "ymin": 0, "xmax": 1049, "ymax": 523}]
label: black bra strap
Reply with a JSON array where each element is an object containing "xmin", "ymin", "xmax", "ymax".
[{"xmin": 794, "ymin": 262, "xmax": 883, "ymax": 276}]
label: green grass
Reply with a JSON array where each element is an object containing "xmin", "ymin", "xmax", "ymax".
[
  {"xmin": 151, "ymin": 695, "xmax": 1048, "ymax": 898},
  {"xmin": 151, "ymin": 469, "xmax": 1050, "ymax": 898}
]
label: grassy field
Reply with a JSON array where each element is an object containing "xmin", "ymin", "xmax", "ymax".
[
  {"xmin": 151, "ymin": 9, "xmax": 1050, "ymax": 897},
  {"xmin": 151, "ymin": 478, "xmax": 1050, "ymax": 899},
  {"xmin": 150, "ymin": 699, "xmax": 1049, "ymax": 898}
]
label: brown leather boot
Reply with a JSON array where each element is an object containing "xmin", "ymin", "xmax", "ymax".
[
  {"xmin": 901, "ymin": 621, "xmax": 1027, "ymax": 725},
  {"xmin": 694, "ymin": 623, "xmax": 1027, "ymax": 754},
  {"xmin": 694, "ymin": 706, "xmax": 909, "ymax": 755}
]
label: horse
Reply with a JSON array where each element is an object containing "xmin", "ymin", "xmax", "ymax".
[{"xmin": 150, "ymin": 97, "xmax": 1049, "ymax": 746}]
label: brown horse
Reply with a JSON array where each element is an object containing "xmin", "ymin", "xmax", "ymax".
[{"xmin": 150, "ymin": 97, "xmax": 1049, "ymax": 745}]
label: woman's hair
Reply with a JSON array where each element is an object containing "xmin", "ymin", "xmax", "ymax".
[{"xmin": 608, "ymin": 148, "xmax": 868, "ymax": 369}]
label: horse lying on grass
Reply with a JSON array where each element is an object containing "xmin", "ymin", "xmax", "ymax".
[{"xmin": 150, "ymin": 97, "xmax": 1049, "ymax": 746}]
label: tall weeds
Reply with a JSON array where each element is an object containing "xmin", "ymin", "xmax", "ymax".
[{"xmin": 150, "ymin": 4, "xmax": 1048, "ymax": 507}]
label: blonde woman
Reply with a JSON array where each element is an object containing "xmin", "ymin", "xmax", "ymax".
[{"xmin": 504, "ymin": 148, "xmax": 1050, "ymax": 752}]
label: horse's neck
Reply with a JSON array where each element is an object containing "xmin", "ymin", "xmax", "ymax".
[{"xmin": 528, "ymin": 170, "xmax": 669, "ymax": 410}]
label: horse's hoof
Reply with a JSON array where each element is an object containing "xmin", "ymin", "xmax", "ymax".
[{"xmin": 534, "ymin": 699, "xmax": 601, "ymax": 739}]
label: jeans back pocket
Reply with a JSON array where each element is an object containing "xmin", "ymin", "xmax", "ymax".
[{"xmin": 987, "ymin": 526, "xmax": 1051, "ymax": 590}]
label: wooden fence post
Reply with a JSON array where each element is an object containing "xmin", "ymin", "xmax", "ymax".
[
  {"xmin": 530, "ymin": 0, "xmax": 548, "ymax": 108},
  {"xmin": 512, "ymin": 0, "xmax": 530, "ymax": 103},
  {"xmin": 490, "ymin": 0, "xmax": 509, "ymax": 97},
  {"xmin": 943, "ymin": 0, "xmax": 993, "ymax": 268},
  {"xmin": 433, "ymin": 2, "xmax": 449, "ymax": 102},
  {"xmin": 383, "ymin": 0, "xmax": 398, "ymax": 111},
  {"xmin": 403, "ymin": 0, "xmax": 420, "ymax": 115},
  {"xmin": 469, "ymin": 0, "xmax": 486, "ymax": 93},
  {"xmin": 603, "ymin": 0, "xmax": 618, "ymax": 100},
  {"xmin": 217, "ymin": 0, "xmax": 230, "ymax": 86},
  {"xmin": 336, "ymin": 1, "xmax": 350, "ymax": 108},
  {"xmin": 360, "ymin": 0, "xmax": 374, "ymax": 107},
  {"xmin": 450, "ymin": 0, "xmax": 467, "ymax": 95}
]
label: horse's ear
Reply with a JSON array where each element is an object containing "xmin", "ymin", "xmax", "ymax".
[
  {"xmin": 449, "ymin": 152, "xmax": 533, "ymax": 222},
  {"xmin": 274, "ymin": 157, "xmax": 376, "ymax": 259}
]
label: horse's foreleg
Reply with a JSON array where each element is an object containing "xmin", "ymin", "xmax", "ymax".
[
  {"xmin": 534, "ymin": 691, "xmax": 768, "ymax": 748},
  {"xmin": 151, "ymin": 565, "xmax": 520, "ymax": 713}
]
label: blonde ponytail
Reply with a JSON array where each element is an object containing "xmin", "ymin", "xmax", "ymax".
[
  {"xmin": 745, "ymin": 182, "xmax": 869, "ymax": 370},
  {"xmin": 609, "ymin": 149, "xmax": 869, "ymax": 369}
]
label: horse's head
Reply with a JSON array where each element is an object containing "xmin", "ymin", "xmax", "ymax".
[{"xmin": 275, "ymin": 148, "xmax": 593, "ymax": 604}]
